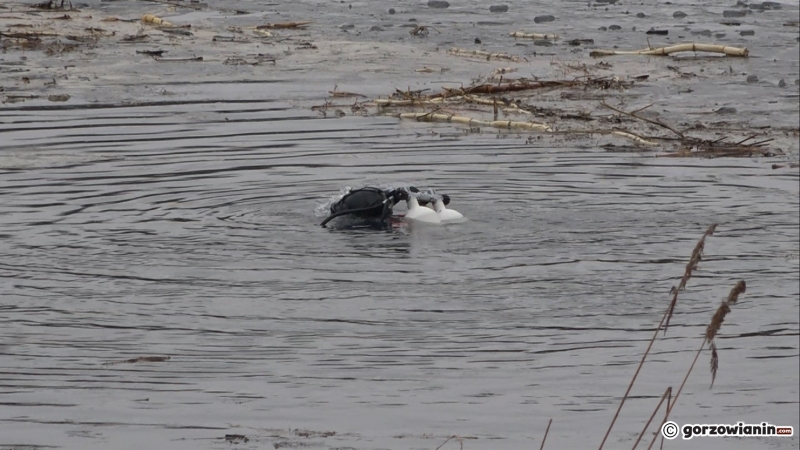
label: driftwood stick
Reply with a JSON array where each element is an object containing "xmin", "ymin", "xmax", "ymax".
[
  {"xmin": 600, "ymin": 101, "xmax": 684, "ymax": 138},
  {"xmin": 256, "ymin": 21, "xmax": 312, "ymax": 29},
  {"xmin": 590, "ymin": 43, "xmax": 748, "ymax": 57}
]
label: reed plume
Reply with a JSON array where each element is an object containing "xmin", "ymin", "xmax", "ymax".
[
  {"xmin": 706, "ymin": 280, "xmax": 746, "ymax": 387},
  {"xmin": 664, "ymin": 224, "xmax": 717, "ymax": 334},
  {"xmin": 598, "ymin": 224, "xmax": 717, "ymax": 450},
  {"xmin": 644, "ymin": 279, "xmax": 747, "ymax": 450}
]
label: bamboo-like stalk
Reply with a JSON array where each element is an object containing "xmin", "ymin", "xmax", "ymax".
[
  {"xmin": 447, "ymin": 47, "xmax": 521, "ymax": 62},
  {"xmin": 510, "ymin": 31, "xmax": 559, "ymax": 40},
  {"xmin": 142, "ymin": 14, "xmax": 173, "ymax": 27},
  {"xmin": 590, "ymin": 43, "xmax": 748, "ymax": 57},
  {"xmin": 399, "ymin": 112, "xmax": 551, "ymax": 132}
]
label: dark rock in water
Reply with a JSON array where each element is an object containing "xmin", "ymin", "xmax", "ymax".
[
  {"xmin": 408, "ymin": 18, "xmax": 417, "ymax": 22},
  {"xmin": 746, "ymin": 75, "xmax": 759, "ymax": 83},
  {"xmin": 598, "ymin": 26, "xmax": 608, "ymax": 31},
  {"xmin": 735, "ymin": 0, "xmax": 748, "ymax": 6},
  {"xmin": 632, "ymin": 26, "xmax": 636, "ymax": 31},
  {"xmin": 795, "ymin": 79, "xmax": 799, "ymax": 85},
  {"xmin": 476, "ymin": 21, "xmax": 509, "ymax": 26},
  {"xmin": 673, "ymin": 11, "xmax": 687, "ymax": 18},
  {"xmin": 715, "ymin": 32, "xmax": 727, "ymax": 38},
  {"xmin": 723, "ymin": 9, "xmax": 747, "ymax": 17},
  {"xmin": 692, "ymin": 29, "xmax": 713, "ymax": 37},
  {"xmin": 427, "ymin": 0, "xmax": 449, "ymax": 9},
  {"xmin": 778, "ymin": 79, "xmax": 787, "ymax": 87},
  {"xmin": 636, "ymin": 12, "xmax": 646, "ymax": 18},
  {"xmin": 646, "ymin": 28, "xmax": 668, "ymax": 35},
  {"xmin": 721, "ymin": 20, "xmax": 741, "ymax": 26},
  {"xmin": 388, "ymin": 8, "xmax": 396, "ymax": 14},
  {"xmin": 715, "ymin": 107, "xmax": 737, "ymax": 114},
  {"xmin": 609, "ymin": 24, "xmax": 622, "ymax": 30},
  {"xmin": 489, "ymin": 5, "xmax": 509, "ymax": 12},
  {"xmin": 474, "ymin": 37, "xmax": 481, "ymax": 44},
  {"xmin": 369, "ymin": 26, "xmax": 383, "ymax": 31},
  {"xmin": 740, "ymin": 29, "xmax": 755, "ymax": 36},
  {"xmin": 568, "ymin": 38, "xmax": 594, "ymax": 45},
  {"xmin": 534, "ymin": 40, "xmax": 554, "ymax": 46},
  {"xmin": 340, "ymin": 24, "xmax": 355, "ymax": 29},
  {"xmin": 47, "ymin": 94, "xmax": 70, "ymax": 102},
  {"xmin": 751, "ymin": 1, "xmax": 782, "ymax": 10},
  {"xmin": 534, "ymin": 15, "xmax": 556, "ymax": 23}
]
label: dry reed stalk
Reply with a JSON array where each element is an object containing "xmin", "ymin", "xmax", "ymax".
[
  {"xmin": 539, "ymin": 419, "xmax": 553, "ymax": 450},
  {"xmin": 256, "ymin": 21, "xmax": 312, "ymax": 29},
  {"xmin": 612, "ymin": 130, "xmax": 657, "ymax": 146},
  {"xmin": 426, "ymin": 80, "xmax": 571, "ymax": 99},
  {"xmin": 375, "ymin": 98, "xmax": 442, "ymax": 106},
  {"xmin": 398, "ymin": 112, "xmax": 552, "ymax": 132},
  {"xmin": 631, "ymin": 387, "xmax": 671, "ymax": 449},
  {"xmin": 644, "ymin": 280, "xmax": 746, "ymax": 450},
  {"xmin": 590, "ymin": 43, "xmax": 748, "ymax": 57},
  {"xmin": 510, "ymin": 31, "xmax": 559, "ymax": 40},
  {"xmin": 597, "ymin": 224, "xmax": 717, "ymax": 450},
  {"xmin": 600, "ymin": 101, "xmax": 684, "ymax": 139},
  {"xmin": 447, "ymin": 47, "xmax": 521, "ymax": 62},
  {"xmin": 434, "ymin": 435, "xmax": 464, "ymax": 450}
]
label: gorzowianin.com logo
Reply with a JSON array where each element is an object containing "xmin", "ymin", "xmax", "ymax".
[{"xmin": 661, "ymin": 421, "xmax": 794, "ymax": 440}]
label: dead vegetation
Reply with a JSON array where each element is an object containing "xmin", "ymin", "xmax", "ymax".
[
  {"xmin": 409, "ymin": 25, "xmax": 440, "ymax": 37},
  {"xmin": 33, "ymin": 0, "xmax": 74, "ymax": 10},
  {"xmin": 368, "ymin": 67, "xmax": 781, "ymax": 157},
  {"xmin": 2, "ymin": 2, "xmax": 785, "ymax": 159}
]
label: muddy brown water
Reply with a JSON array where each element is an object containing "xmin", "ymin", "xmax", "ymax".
[{"xmin": 1, "ymin": 0, "xmax": 799, "ymax": 449}]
